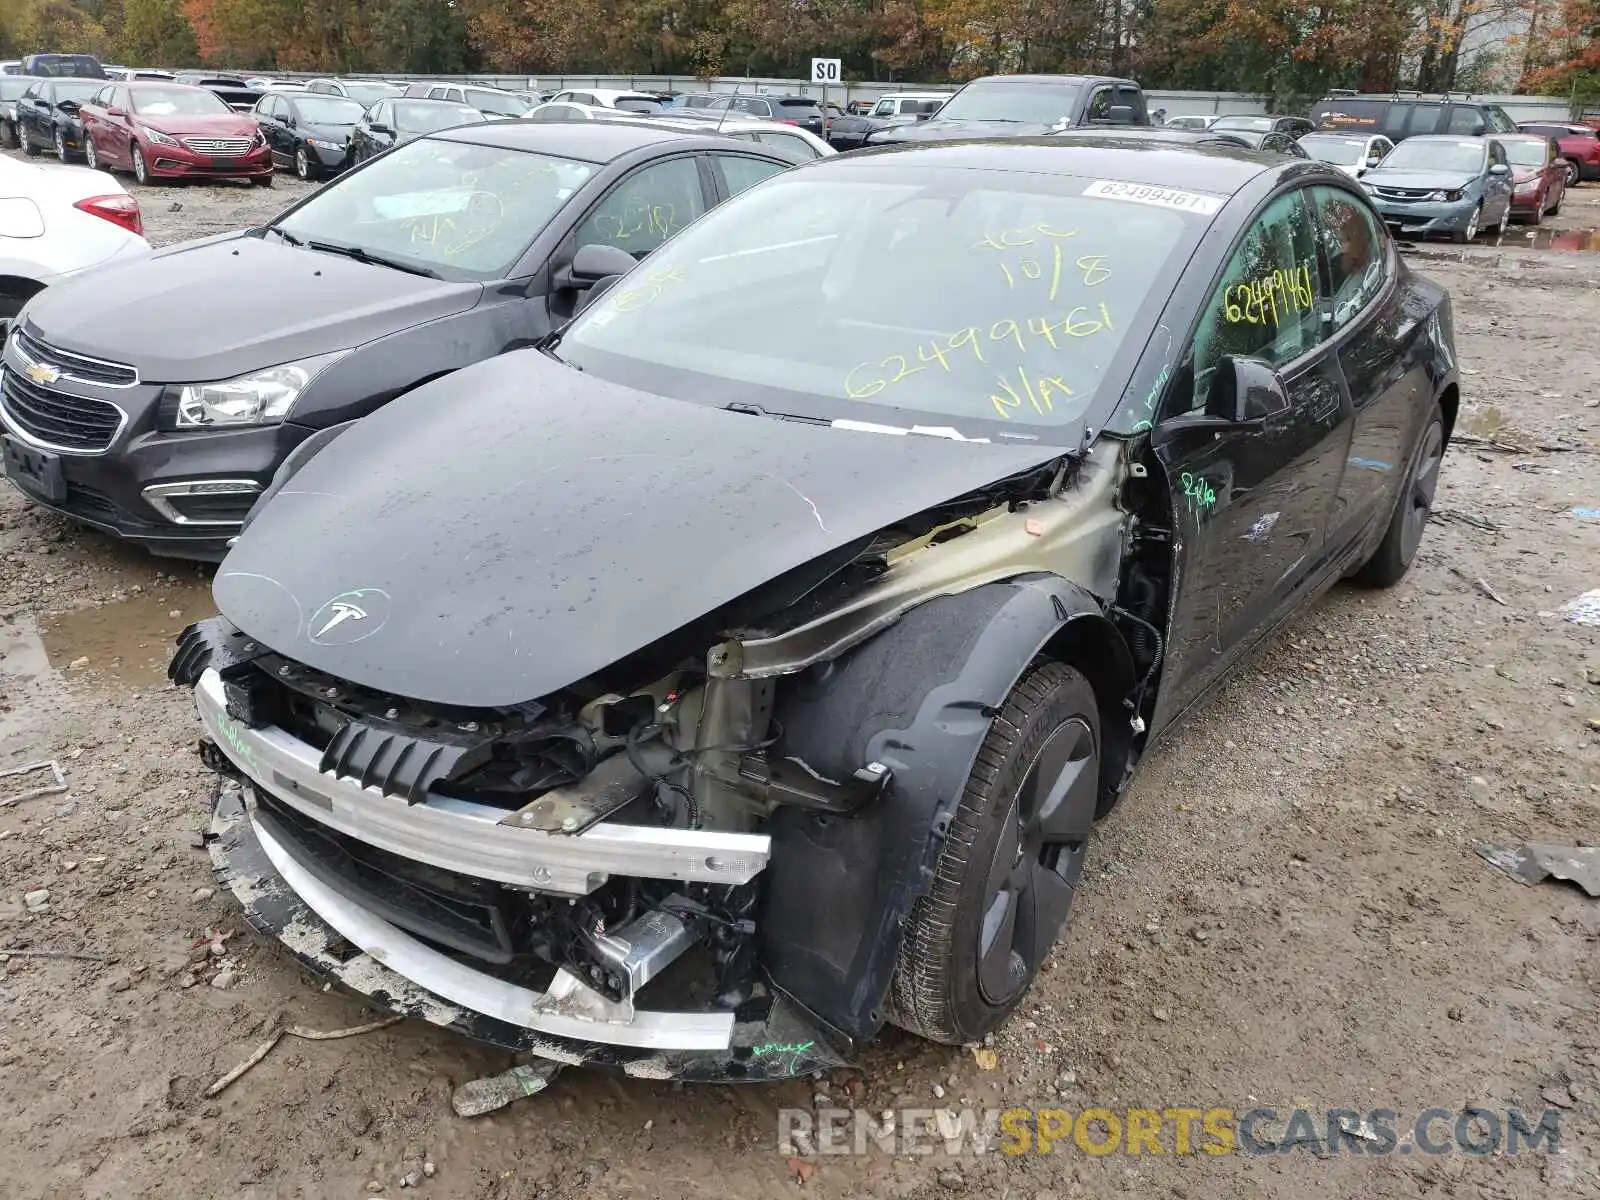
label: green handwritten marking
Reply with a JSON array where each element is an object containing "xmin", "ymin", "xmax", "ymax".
[
  {"xmin": 1130, "ymin": 419, "xmax": 1152, "ymax": 433},
  {"xmin": 750, "ymin": 1040, "xmax": 815, "ymax": 1059},
  {"xmin": 215, "ymin": 713, "xmax": 261, "ymax": 778},
  {"xmin": 1180, "ymin": 471, "xmax": 1218, "ymax": 516}
]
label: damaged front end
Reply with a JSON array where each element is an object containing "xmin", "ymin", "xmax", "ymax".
[{"xmin": 173, "ymin": 389, "xmax": 1138, "ymax": 1079}]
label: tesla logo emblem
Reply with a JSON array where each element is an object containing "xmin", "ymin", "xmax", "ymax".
[
  {"xmin": 307, "ymin": 588, "xmax": 391, "ymax": 646},
  {"xmin": 314, "ymin": 602, "xmax": 366, "ymax": 638},
  {"xmin": 23, "ymin": 361, "xmax": 61, "ymax": 385}
]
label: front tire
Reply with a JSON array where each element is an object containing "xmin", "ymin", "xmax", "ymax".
[
  {"xmin": 23, "ymin": 129, "xmax": 40, "ymax": 157},
  {"xmin": 0, "ymin": 120, "xmax": 15, "ymax": 150},
  {"xmin": 1550, "ymin": 182, "xmax": 1564, "ymax": 215},
  {"xmin": 54, "ymin": 128, "xmax": 70, "ymax": 162},
  {"xmin": 1565, "ymin": 159, "xmax": 1581, "ymax": 187},
  {"xmin": 1451, "ymin": 205, "xmax": 1480, "ymax": 243},
  {"xmin": 294, "ymin": 146, "xmax": 313, "ymax": 181},
  {"xmin": 84, "ymin": 137, "xmax": 100, "ymax": 171},
  {"xmin": 887, "ymin": 660, "xmax": 1101, "ymax": 1045},
  {"xmin": 1352, "ymin": 404, "xmax": 1444, "ymax": 587},
  {"xmin": 132, "ymin": 144, "xmax": 150, "ymax": 186}
]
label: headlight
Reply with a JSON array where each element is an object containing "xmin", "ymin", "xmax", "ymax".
[
  {"xmin": 1360, "ymin": 182, "xmax": 1377, "ymax": 194},
  {"xmin": 173, "ymin": 352, "xmax": 345, "ymax": 428},
  {"xmin": 1514, "ymin": 180, "xmax": 1538, "ymax": 193},
  {"xmin": 1446, "ymin": 189, "xmax": 1463, "ymax": 201},
  {"xmin": 1427, "ymin": 190, "xmax": 1447, "ymax": 201},
  {"xmin": 143, "ymin": 127, "xmax": 180, "ymax": 147},
  {"xmin": 306, "ymin": 136, "xmax": 345, "ymax": 151}
]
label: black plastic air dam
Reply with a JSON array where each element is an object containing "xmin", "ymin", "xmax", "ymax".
[{"xmin": 207, "ymin": 779, "xmax": 847, "ymax": 1082}]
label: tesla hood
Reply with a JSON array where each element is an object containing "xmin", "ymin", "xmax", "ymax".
[
  {"xmin": 214, "ymin": 350, "xmax": 1062, "ymax": 707},
  {"xmin": 21, "ymin": 233, "xmax": 481, "ymax": 382}
]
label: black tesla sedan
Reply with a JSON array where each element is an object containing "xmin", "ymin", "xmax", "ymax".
[
  {"xmin": 0, "ymin": 122, "xmax": 797, "ymax": 557},
  {"xmin": 169, "ymin": 137, "xmax": 1458, "ymax": 1079},
  {"xmin": 252, "ymin": 91, "xmax": 367, "ymax": 179},
  {"xmin": 350, "ymin": 97, "xmax": 485, "ymax": 164}
]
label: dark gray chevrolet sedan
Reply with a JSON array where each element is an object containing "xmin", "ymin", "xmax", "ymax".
[
  {"xmin": 172, "ymin": 136, "xmax": 1458, "ymax": 1081},
  {"xmin": 0, "ymin": 121, "xmax": 795, "ymax": 557}
]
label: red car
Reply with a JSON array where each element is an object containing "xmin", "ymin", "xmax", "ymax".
[
  {"xmin": 1501, "ymin": 133, "xmax": 1567, "ymax": 223},
  {"xmin": 80, "ymin": 81, "xmax": 273, "ymax": 187},
  {"xmin": 1517, "ymin": 120, "xmax": 1600, "ymax": 186}
]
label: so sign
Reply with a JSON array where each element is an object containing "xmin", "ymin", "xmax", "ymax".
[{"xmin": 811, "ymin": 57, "xmax": 841, "ymax": 84}]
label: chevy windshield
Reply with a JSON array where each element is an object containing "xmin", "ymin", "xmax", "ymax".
[
  {"xmin": 557, "ymin": 167, "xmax": 1210, "ymax": 442},
  {"xmin": 271, "ymin": 137, "xmax": 595, "ymax": 281}
]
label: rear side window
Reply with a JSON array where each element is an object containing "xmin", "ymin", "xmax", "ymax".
[
  {"xmin": 1314, "ymin": 186, "xmax": 1387, "ymax": 328},
  {"xmin": 1403, "ymin": 104, "xmax": 1443, "ymax": 136},
  {"xmin": 778, "ymin": 99, "xmax": 819, "ymax": 112},
  {"xmin": 1446, "ymin": 105, "xmax": 1486, "ymax": 134},
  {"xmin": 715, "ymin": 153, "xmax": 789, "ymax": 194}
]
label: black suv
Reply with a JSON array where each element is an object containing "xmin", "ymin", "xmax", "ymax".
[
  {"xmin": 1309, "ymin": 91, "xmax": 1518, "ymax": 142},
  {"xmin": 867, "ymin": 74, "xmax": 1149, "ymax": 144}
]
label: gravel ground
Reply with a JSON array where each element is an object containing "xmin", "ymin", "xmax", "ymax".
[{"xmin": 0, "ymin": 149, "xmax": 1597, "ymax": 1199}]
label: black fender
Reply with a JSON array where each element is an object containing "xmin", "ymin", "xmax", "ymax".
[
  {"xmin": 238, "ymin": 419, "xmax": 358, "ymax": 533},
  {"xmin": 758, "ymin": 573, "xmax": 1134, "ymax": 1041}
]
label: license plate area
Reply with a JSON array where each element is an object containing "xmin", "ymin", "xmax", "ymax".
[
  {"xmin": 211, "ymin": 157, "xmax": 238, "ymax": 170},
  {"xmin": 1, "ymin": 434, "xmax": 66, "ymax": 503}
]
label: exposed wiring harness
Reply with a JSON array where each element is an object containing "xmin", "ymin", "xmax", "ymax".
[{"xmin": 1108, "ymin": 603, "xmax": 1165, "ymax": 723}]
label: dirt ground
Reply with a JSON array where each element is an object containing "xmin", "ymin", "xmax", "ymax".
[{"xmin": 0, "ymin": 152, "xmax": 1597, "ymax": 1200}]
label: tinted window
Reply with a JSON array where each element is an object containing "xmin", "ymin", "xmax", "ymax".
[
  {"xmin": 777, "ymin": 98, "xmax": 820, "ymax": 113},
  {"xmin": 1315, "ymin": 98, "xmax": 1385, "ymax": 130},
  {"xmin": 308, "ymin": 81, "xmax": 335, "ymax": 94},
  {"xmin": 560, "ymin": 169, "xmax": 1200, "ymax": 438},
  {"xmin": 1314, "ymin": 186, "xmax": 1386, "ymax": 328},
  {"xmin": 467, "ymin": 89, "xmax": 529, "ymax": 116},
  {"xmin": 1086, "ymin": 88, "xmax": 1112, "ymax": 120},
  {"xmin": 1487, "ymin": 106, "xmax": 1516, "ymax": 133},
  {"xmin": 715, "ymin": 153, "xmax": 789, "ymax": 194},
  {"xmin": 1403, "ymin": 104, "xmax": 1443, "ymax": 136},
  {"xmin": 937, "ymin": 80, "xmax": 1081, "ymax": 123},
  {"xmin": 1186, "ymin": 189, "xmax": 1321, "ymax": 413},
  {"xmin": 1445, "ymin": 105, "xmax": 1486, "ymax": 134},
  {"xmin": 754, "ymin": 130, "xmax": 820, "ymax": 163},
  {"xmin": 577, "ymin": 157, "xmax": 706, "ymax": 257},
  {"xmin": 274, "ymin": 139, "xmax": 596, "ymax": 280}
]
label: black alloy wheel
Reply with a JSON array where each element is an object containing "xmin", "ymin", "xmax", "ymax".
[
  {"xmin": 888, "ymin": 660, "xmax": 1101, "ymax": 1044},
  {"xmin": 1353, "ymin": 405, "xmax": 1444, "ymax": 586}
]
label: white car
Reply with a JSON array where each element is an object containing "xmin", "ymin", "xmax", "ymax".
[
  {"xmin": 1162, "ymin": 114, "xmax": 1215, "ymax": 130},
  {"xmin": 0, "ymin": 156, "xmax": 150, "ymax": 330},
  {"xmin": 546, "ymin": 87, "xmax": 665, "ymax": 113},
  {"xmin": 525, "ymin": 105, "xmax": 836, "ymax": 163},
  {"xmin": 1298, "ymin": 131, "xmax": 1395, "ymax": 178}
]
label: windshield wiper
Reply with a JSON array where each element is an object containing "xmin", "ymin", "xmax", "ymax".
[
  {"xmin": 724, "ymin": 402, "xmax": 830, "ymax": 426},
  {"xmin": 304, "ymin": 239, "xmax": 442, "ymax": 279},
  {"xmin": 264, "ymin": 226, "xmax": 303, "ymax": 247}
]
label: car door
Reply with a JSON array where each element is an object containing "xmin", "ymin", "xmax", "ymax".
[
  {"xmin": 81, "ymin": 85, "xmax": 110, "ymax": 158},
  {"xmin": 548, "ymin": 154, "xmax": 714, "ymax": 323},
  {"xmin": 1311, "ymin": 183, "xmax": 1424, "ymax": 555},
  {"xmin": 20, "ymin": 82, "xmax": 47, "ymax": 147},
  {"xmin": 1152, "ymin": 186, "xmax": 1353, "ymax": 719},
  {"xmin": 255, "ymin": 95, "xmax": 283, "ymax": 163},
  {"xmin": 1485, "ymin": 139, "xmax": 1514, "ymax": 220}
]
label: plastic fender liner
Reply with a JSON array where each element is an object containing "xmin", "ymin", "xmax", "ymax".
[{"xmin": 759, "ymin": 572, "xmax": 1133, "ymax": 1040}]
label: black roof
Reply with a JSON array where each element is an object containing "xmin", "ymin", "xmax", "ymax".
[
  {"xmin": 966, "ymin": 73, "xmax": 1139, "ymax": 87},
  {"xmin": 1055, "ymin": 127, "xmax": 1251, "ymax": 150},
  {"xmin": 848, "ymin": 135, "xmax": 1281, "ymax": 194},
  {"xmin": 437, "ymin": 118, "xmax": 765, "ymax": 163}
]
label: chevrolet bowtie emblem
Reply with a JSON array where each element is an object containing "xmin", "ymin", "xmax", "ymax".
[{"xmin": 23, "ymin": 361, "xmax": 61, "ymax": 385}]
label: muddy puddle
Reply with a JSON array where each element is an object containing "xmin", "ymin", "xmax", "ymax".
[{"xmin": 34, "ymin": 587, "xmax": 215, "ymax": 690}]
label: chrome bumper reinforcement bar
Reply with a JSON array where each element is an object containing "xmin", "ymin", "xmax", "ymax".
[{"xmin": 195, "ymin": 668, "xmax": 771, "ymax": 896}]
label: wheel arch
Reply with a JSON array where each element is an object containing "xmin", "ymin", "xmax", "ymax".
[
  {"xmin": 0, "ymin": 275, "xmax": 46, "ymax": 304},
  {"xmin": 1436, "ymin": 380, "xmax": 1460, "ymax": 445},
  {"xmin": 758, "ymin": 573, "xmax": 1134, "ymax": 1041}
]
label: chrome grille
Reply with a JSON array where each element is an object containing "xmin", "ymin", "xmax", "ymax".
[
  {"xmin": 13, "ymin": 328, "xmax": 137, "ymax": 387},
  {"xmin": 1372, "ymin": 186, "xmax": 1435, "ymax": 201},
  {"xmin": 0, "ymin": 368, "xmax": 124, "ymax": 452},
  {"xmin": 180, "ymin": 136, "xmax": 254, "ymax": 155}
]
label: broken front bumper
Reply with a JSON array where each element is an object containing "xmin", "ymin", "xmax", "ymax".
[{"xmin": 197, "ymin": 665, "xmax": 846, "ymax": 1081}]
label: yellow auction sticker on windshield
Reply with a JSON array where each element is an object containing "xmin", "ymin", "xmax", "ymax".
[{"xmin": 1082, "ymin": 180, "xmax": 1224, "ymax": 215}]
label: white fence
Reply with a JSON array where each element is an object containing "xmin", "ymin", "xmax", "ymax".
[{"xmin": 341, "ymin": 72, "xmax": 1578, "ymax": 122}]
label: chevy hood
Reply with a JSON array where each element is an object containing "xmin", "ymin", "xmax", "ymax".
[
  {"xmin": 214, "ymin": 350, "xmax": 1062, "ymax": 707},
  {"xmin": 874, "ymin": 118, "xmax": 1061, "ymax": 144},
  {"xmin": 1365, "ymin": 169, "xmax": 1478, "ymax": 191},
  {"xmin": 21, "ymin": 233, "xmax": 481, "ymax": 381}
]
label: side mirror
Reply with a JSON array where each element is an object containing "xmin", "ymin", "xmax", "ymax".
[
  {"xmin": 1210, "ymin": 355, "xmax": 1290, "ymax": 424},
  {"xmin": 1107, "ymin": 104, "xmax": 1137, "ymax": 124},
  {"xmin": 915, "ymin": 111, "xmax": 931, "ymax": 121},
  {"xmin": 1489, "ymin": 162, "xmax": 1508, "ymax": 174},
  {"xmin": 283, "ymin": 114, "xmax": 296, "ymax": 128},
  {"xmin": 560, "ymin": 242, "xmax": 638, "ymax": 289},
  {"xmin": 1366, "ymin": 154, "xmax": 1381, "ymax": 167},
  {"xmin": 368, "ymin": 122, "xmax": 390, "ymax": 135},
  {"xmin": 106, "ymin": 105, "xmax": 125, "ymax": 117}
]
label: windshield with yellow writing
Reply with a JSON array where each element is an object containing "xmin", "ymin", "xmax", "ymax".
[{"xmin": 557, "ymin": 167, "xmax": 1208, "ymax": 442}]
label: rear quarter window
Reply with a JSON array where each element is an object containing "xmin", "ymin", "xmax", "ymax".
[{"xmin": 1314, "ymin": 98, "xmax": 1386, "ymax": 130}]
